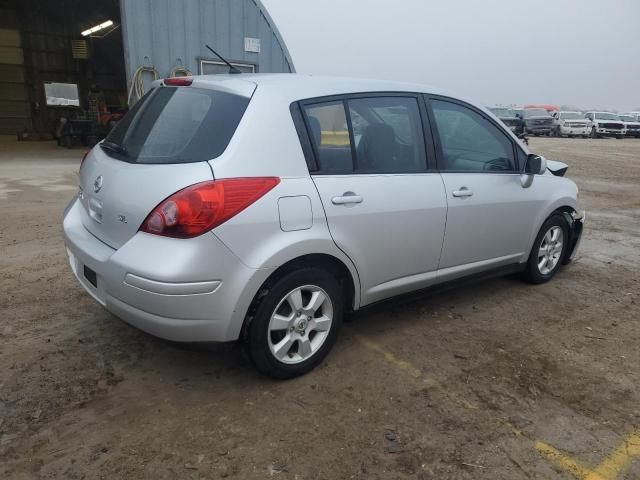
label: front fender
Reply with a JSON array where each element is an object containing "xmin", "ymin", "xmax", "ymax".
[{"xmin": 522, "ymin": 177, "xmax": 580, "ymax": 263}]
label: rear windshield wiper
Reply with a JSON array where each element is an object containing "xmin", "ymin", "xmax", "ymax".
[{"xmin": 100, "ymin": 140, "xmax": 129, "ymax": 157}]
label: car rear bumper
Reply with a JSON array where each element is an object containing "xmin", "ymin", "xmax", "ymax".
[{"xmin": 63, "ymin": 198, "xmax": 272, "ymax": 342}]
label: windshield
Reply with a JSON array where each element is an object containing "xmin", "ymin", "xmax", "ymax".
[
  {"xmin": 619, "ymin": 115, "xmax": 635, "ymax": 122},
  {"xmin": 594, "ymin": 112, "xmax": 620, "ymax": 121},
  {"xmin": 488, "ymin": 108, "xmax": 515, "ymax": 117},
  {"xmin": 560, "ymin": 112, "xmax": 584, "ymax": 119},
  {"xmin": 524, "ymin": 108, "xmax": 550, "ymax": 118},
  {"xmin": 103, "ymin": 86, "xmax": 249, "ymax": 164}
]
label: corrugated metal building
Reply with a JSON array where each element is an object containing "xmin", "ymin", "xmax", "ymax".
[
  {"xmin": 120, "ymin": 0, "xmax": 294, "ymax": 80},
  {"xmin": 0, "ymin": 0, "xmax": 294, "ymax": 135}
]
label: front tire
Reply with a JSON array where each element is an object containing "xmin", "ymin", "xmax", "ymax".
[
  {"xmin": 246, "ymin": 268, "xmax": 344, "ymax": 379},
  {"xmin": 524, "ymin": 215, "xmax": 569, "ymax": 284}
]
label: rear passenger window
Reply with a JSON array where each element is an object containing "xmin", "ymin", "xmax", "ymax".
[
  {"xmin": 348, "ymin": 97, "xmax": 426, "ymax": 173},
  {"xmin": 302, "ymin": 96, "xmax": 427, "ymax": 174},
  {"xmin": 303, "ymin": 102, "xmax": 353, "ymax": 172},
  {"xmin": 431, "ymin": 99, "xmax": 516, "ymax": 172}
]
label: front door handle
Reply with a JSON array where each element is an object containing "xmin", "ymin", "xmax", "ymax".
[
  {"xmin": 331, "ymin": 192, "xmax": 363, "ymax": 205},
  {"xmin": 452, "ymin": 187, "xmax": 473, "ymax": 198}
]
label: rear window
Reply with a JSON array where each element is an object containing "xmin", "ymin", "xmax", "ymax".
[{"xmin": 102, "ymin": 86, "xmax": 249, "ymax": 164}]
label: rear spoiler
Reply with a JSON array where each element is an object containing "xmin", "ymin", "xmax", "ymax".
[
  {"xmin": 546, "ymin": 159, "xmax": 568, "ymax": 177},
  {"xmin": 151, "ymin": 76, "xmax": 257, "ymax": 98}
]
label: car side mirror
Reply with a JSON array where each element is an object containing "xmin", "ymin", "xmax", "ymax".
[
  {"xmin": 521, "ymin": 154, "xmax": 547, "ymax": 187},
  {"xmin": 525, "ymin": 154, "xmax": 547, "ymax": 174}
]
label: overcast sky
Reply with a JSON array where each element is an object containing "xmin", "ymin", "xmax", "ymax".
[{"xmin": 262, "ymin": 0, "xmax": 640, "ymax": 111}]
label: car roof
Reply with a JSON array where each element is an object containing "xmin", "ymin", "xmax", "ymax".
[{"xmin": 191, "ymin": 73, "xmax": 455, "ymax": 102}]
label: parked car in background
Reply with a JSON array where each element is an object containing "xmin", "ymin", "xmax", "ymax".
[
  {"xmin": 62, "ymin": 74, "xmax": 584, "ymax": 378},
  {"xmin": 618, "ymin": 114, "xmax": 640, "ymax": 137},
  {"xmin": 584, "ymin": 111, "xmax": 626, "ymax": 139},
  {"xmin": 524, "ymin": 104, "xmax": 560, "ymax": 114},
  {"xmin": 551, "ymin": 111, "xmax": 591, "ymax": 138},
  {"xmin": 488, "ymin": 107, "xmax": 523, "ymax": 134},
  {"xmin": 522, "ymin": 108, "xmax": 554, "ymax": 136}
]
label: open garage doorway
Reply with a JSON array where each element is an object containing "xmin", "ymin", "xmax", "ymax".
[{"xmin": 0, "ymin": 0, "xmax": 127, "ymax": 146}]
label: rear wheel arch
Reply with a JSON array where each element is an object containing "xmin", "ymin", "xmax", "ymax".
[{"xmin": 241, "ymin": 253, "xmax": 358, "ymax": 339}]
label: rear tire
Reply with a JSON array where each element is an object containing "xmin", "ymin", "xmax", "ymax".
[
  {"xmin": 245, "ymin": 267, "xmax": 344, "ymax": 379},
  {"xmin": 523, "ymin": 214, "xmax": 569, "ymax": 284}
]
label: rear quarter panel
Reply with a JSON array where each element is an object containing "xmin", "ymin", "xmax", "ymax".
[
  {"xmin": 211, "ymin": 177, "xmax": 362, "ymax": 309},
  {"xmin": 207, "ymin": 87, "xmax": 310, "ymax": 178}
]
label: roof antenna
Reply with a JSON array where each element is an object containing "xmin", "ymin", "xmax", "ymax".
[{"xmin": 205, "ymin": 44, "xmax": 242, "ymax": 74}]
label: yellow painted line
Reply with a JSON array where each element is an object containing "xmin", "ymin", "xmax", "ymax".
[
  {"xmin": 356, "ymin": 335, "xmax": 422, "ymax": 378},
  {"xmin": 537, "ymin": 430, "xmax": 640, "ymax": 480},
  {"xmin": 536, "ymin": 441, "xmax": 601, "ymax": 479},
  {"xmin": 356, "ymin": 333, "xmax": 640, "ymax": 480},
  {"xmin": 355, "ymin": 335, "xmax": 477, "ymax": 410}
]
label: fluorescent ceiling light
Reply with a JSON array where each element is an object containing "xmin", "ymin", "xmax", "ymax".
[{"xmin": 81, "ymin": 20, "xmax": 114, "ymax": 37}]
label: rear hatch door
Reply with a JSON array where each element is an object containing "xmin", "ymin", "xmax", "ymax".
[
  {"xmin": 79, "ymin": 149, "xmax": 213, "ymax": 249},
  {"xmin": 78, "ymin": 79, "xmax": 255, "ymax": 249}
]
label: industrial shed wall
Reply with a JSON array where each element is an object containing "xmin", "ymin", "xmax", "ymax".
[{"xmin": 120, "ymin": 0, "xmax": 295, "ymax": 82}]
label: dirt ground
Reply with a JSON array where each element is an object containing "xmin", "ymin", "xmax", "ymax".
[{"xmin": 1, "ymin": 135, "xmax": 639, "ymax": 479}]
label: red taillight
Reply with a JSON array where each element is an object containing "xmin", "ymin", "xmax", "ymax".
[
  {"xmin": 163, "ymin": 77, "xmax": 193, "ymax": 86},
  {"xmin": 140, "ymin": 178, "xmax": 280, "ymax": 238}
]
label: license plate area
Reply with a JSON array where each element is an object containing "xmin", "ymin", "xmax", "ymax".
[{"xmin": 84, "ymin": 265, "xmax": 98, "ymax": 288}]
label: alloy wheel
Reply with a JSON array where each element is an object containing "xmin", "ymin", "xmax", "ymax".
[
  {"xmin": 537, "ymin": 226, "xmax": 564, "ymax": 275},
  {"xmin": 267, "ymin": 285, "xmax": 333, "ymax": 364}
]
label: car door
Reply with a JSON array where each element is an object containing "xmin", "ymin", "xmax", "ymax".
[
  {"xmin": 300, "ymin": 94, "xmax": 447, "ymax": 305},
  {"xmin": 427, "ymin": 96, "xmax": 546, "ymax": 280}
]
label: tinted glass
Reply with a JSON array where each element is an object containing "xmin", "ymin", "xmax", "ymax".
[
  {"xmin": 303, "ymin": 102, "xmax": 353, "ymax": 172},
  {"xmin": 560, "ymin": 112, "xmax": 584, "ymax": 119},
  {"xmin": 594, "ymin": 112, "xmax": 620, "ymax": 120},
  {"xmin": 431, "ymin": 99, "xmax": 516, "ymax": 172},
  {"xmin": 524, "ymin": 108, "xmax": 550, "ymax": 118},
  {"xmin": 348, "ymin": 97, "xmax": 426, "ymax": 173},
  {"xmin": 103, "ymin": 87, "xmax": 249, "ymax": 164}
]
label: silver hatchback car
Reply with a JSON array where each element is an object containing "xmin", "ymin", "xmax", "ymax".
[{"xmin": 63, "ymin": 74, "xmax": 584, "ymax": 378}]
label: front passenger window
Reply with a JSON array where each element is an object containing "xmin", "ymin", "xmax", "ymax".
[{"xmin": 431, "ymin": 99, "xmax": 516, "ymax": 172}]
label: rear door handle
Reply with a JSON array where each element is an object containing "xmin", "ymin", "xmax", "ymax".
[
  {"xmin": 331, "ymin": 192, "xmax": 363, "ymax": 205},
  {"xmin": 452, "ymin": 187, "xmax": 473, "ymax": 198}
]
